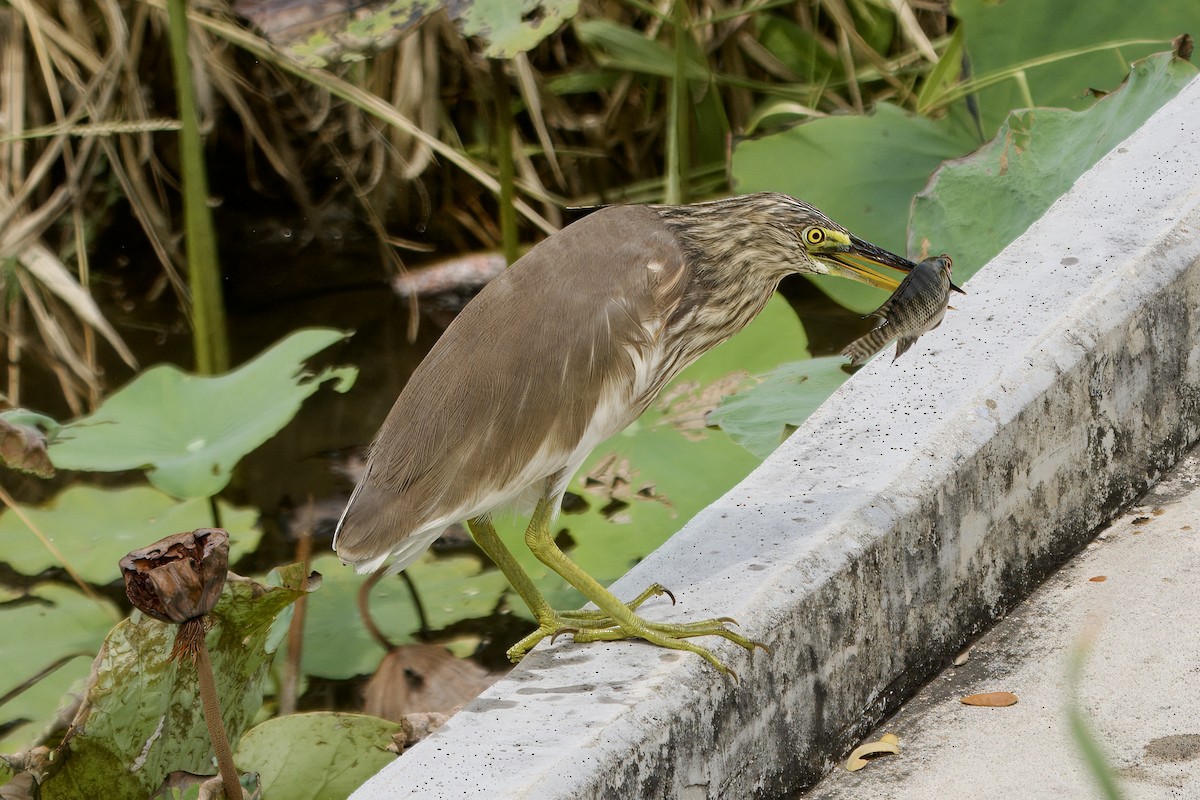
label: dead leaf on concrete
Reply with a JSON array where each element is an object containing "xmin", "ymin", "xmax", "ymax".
[
  {"xmin": 845, "ymin": 732, "xmax": 900, "ymax": 771},
  {"xmin": 390, "ymin": 711, "xmax": 454, "ymax": 753},
  {"xmin": 1088, "ymin": 575, "xmax": 1107, "ymax": 583},
  {"xmin": 952, "ymin": 647, "xmax": 971, "ymax": 666},
  {"xmin": 363, "ymin": 644, "xmax": 500, "ymax": 722},
  {"xmin": 960, "ymin": 691, "xmax": 1019, "ymax": 707}
]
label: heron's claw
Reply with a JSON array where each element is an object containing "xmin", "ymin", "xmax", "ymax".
[{"xmin": 503, "ymin": 584, "xmax": 761, "ymax": 676}]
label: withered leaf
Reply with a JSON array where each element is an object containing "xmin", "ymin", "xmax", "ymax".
[
  {"xmin": 0, "ymin": 417, "xmax": 54, "ymax": 478},
  {"xmin": 845, "ymin": 733, "xmax": 901, "ymax": 771},
  {"xmin": 960, "ymin": 691, "xmax": 1019, "ymax": 707}
]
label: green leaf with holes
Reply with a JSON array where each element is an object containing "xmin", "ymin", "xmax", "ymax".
[
  {"xmin": 455, "ymin": 0, "xmax": 580, "ymax": 58},
  {"xmin": 910, "ymin": 51, "xmax": 1198, "ymax": 282},
  {"xmin": 37, "ymin": 567, "xmax": 314, "ymax": 800},
  {"xmin": 47, "ymin": 329, "xmax": 356, "ymax": 499}
]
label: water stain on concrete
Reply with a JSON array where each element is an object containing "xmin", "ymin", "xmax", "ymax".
[{"xmin": 1144, "ymin": 733, "xmax": 1200, "ymax": 762}]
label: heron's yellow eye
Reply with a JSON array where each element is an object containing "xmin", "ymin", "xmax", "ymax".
[{"xmin": 805, "ymin": 227, "xmax": 826, "ymax": 245}]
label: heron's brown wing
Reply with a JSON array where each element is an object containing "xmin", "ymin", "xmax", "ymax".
[{"xmin": 335, "ymin": 206, "xmax": 689, "ymax": 568}]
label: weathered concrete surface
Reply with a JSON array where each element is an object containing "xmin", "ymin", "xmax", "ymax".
[
  {"xmin": 807, "ymin": 446, "xmax": 1200, "ymax": 799},
  {"xmin": 352, "ymin": 76, "xmax": 1200, "ymax": 799}
]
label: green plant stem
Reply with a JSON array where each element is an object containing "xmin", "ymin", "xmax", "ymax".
[
  {"xmin": 665, "ymin": 0, "xmax": 690, "ymax": 204},
  {"xmin": 166, "ymin": 0, "xmax": 229, "ymax": 374},
  {"xmin": 1067, "ymin": 636, "xmax": 1125, "ymax": 800},
  {"xmin": 490, "ymin": 59, "xmax": 519, "ymax": 265},
  {"xmin": 192, "ymin": 620, "xmax": 241, "ymax": 799}
]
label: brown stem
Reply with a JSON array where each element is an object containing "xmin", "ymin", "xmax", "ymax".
[
  {"xmin": 280, "ymin": 513, "xmax": 314, "ymax": 715},
  {"xmin": 190, "ymin": 619, "xmax": 241, "ymax": 800}
]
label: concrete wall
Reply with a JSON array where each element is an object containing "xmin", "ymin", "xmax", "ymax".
[{"xmin": 352, "ymin": 76, "xmax": 1200, "ymax": 798}]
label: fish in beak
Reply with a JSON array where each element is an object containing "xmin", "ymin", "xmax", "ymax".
[
  {"xmin": 821, "ymin": 235, "xmax": 920, "ymax": 292},
  {"xmin": 823, "ymin": 235, "xmax": 966, "ymax": 294}
]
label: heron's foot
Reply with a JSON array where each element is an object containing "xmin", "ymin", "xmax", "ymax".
[
  {"xmin": 556, "ymin": 582, "xmax": 675, "ymax": 621},
  {"xmin": 505, "ymin": 585, "xmax": 766, "ymax": 679},
  {"xmin": 505, "ymin": 583, "xmax": 674, "ymax": 663}
]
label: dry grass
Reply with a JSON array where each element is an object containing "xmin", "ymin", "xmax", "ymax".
[{"xmin": 0, "ymin": 0, "xmax": 949, "ymax": 409}]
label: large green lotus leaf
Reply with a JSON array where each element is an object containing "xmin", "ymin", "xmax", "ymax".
[
  {"xmin": 0, "ymin": 585, "xmax": 120, "ymax": 754},
  {"xmin": 48, "ymin": 329, "xmax": 356, "ymax": 499},
  {"xmin": 708, "ymin": 356, "xmax": 851, "ymax": 459},
  {"xmin": 488, "ymin": 295, "xmax": 807, "ymax": 610},
  {"xmin": 298, "ymin": 553, "xmax": 510, "ymax": 680},
  {"xmin": 732, "ymin": 103, "xmax": 976, "ymax": 312},
  {"xmin": 39, "ymin": 566, "xmax": 314, "ymax": 800},
  {"xmin": 954, "ymin": 0, "xmax": 1199, "ymax": 135},
  {"xmin": 910, "ymin": 52, "xmax": 1198, "ymax": 282},
  {"xmin": 0, "ymin": 485, "xmax": 259, "ymax": 584},
  {"xmin": 236, "ymin": 712, "xmax": 400, "ymax": 800}
]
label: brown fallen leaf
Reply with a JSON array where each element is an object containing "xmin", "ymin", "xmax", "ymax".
[
  {"xmin": 0, "ymin": 417, "xmax": 54, "ymax": 478},
  {"xmin": 1089, "ymin": 575, "xmax": 1107, "ymax": 583},
  {"xmin": 391, "ymin": 711, "xmax": 454, "ymax": 753},
  {"xmin": 952, "ymin": 647, "xmax": 972, "ymax": 667},
  {"xmin": 845, "ymin": 733, "xmax": 900, "ymax": 771},
  {"xmin": 961, "ymin": 691, "xmax": 1019, "ymax": 707},
  {"xmin": 363, "ymin": 644, "xmax": 499, "ymax": 721}
]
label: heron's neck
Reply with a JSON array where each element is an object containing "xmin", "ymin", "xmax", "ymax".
[{"xmin": 653, "ymin": 200, "xmax": 800, "ymax": 368}]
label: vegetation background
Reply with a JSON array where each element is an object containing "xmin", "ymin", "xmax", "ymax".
[{"xmin": 0, "ymin": 0, "xmax": 1197, "ymax": 797}]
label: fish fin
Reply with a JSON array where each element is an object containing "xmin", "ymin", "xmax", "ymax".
[{"xmin": 892, "ymin": 336, "xmax": 918, "ymax": 362}]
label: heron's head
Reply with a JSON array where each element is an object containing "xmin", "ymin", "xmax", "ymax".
[
  {"xmin": 657, "ymin": 193, "xmax": 917, "ymax": 291},
  {"xmin": 778, "ymin": 197, "xmax": 916, "ymax": 291}
]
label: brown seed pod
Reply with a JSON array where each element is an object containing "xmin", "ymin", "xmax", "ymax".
[{"xmin": 120, "ymin": 529, "xmax": 230, "ymax": 624}]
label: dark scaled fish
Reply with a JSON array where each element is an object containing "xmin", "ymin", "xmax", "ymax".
[{"xmin": 842, "ymin": 254, "xmax": 963, "ymax": 365}]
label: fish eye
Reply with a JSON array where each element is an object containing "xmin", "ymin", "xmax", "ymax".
[{"xmin": 805, "ymin": 227, "xmax": 826, "ymax": 245}]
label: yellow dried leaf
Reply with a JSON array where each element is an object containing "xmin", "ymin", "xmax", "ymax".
[
  {"xmin": 960, "ymin": 691, "xmax": 1019, "ymax": 707},
  {"xmin": 845, "ymin": 734, "xmax": 901, "ymax": 771},
  {"xmin": 1088, "ymin": 575, "xmax": 1107, "ymax": 583}
]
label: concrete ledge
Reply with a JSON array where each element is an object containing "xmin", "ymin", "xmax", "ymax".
[{"xmin": 353, "ymin": 76, "xmax": 1200, "ymax": 799}]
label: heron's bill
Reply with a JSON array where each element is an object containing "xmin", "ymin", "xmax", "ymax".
[{"xmin": 826, "ymin": 236, "xmax": 918, "ymax": 291}]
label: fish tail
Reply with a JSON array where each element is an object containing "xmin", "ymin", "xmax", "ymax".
[{"xmin": 843, "ymin": 327, "xmax": 892, "ymax": 365}]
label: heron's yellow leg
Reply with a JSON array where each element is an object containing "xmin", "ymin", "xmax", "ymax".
[
  {"xmin": 466, "ymin": 516, "xmax": 684, "ymax": 661},
  {"xmin": 523, "ymin": 497, "xmax": 763, "ymax": 677}
]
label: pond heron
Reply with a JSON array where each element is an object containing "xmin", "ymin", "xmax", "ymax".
[{"xmin": 335, "ymin": 192, "xmax": 916, "ymax": 676}]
